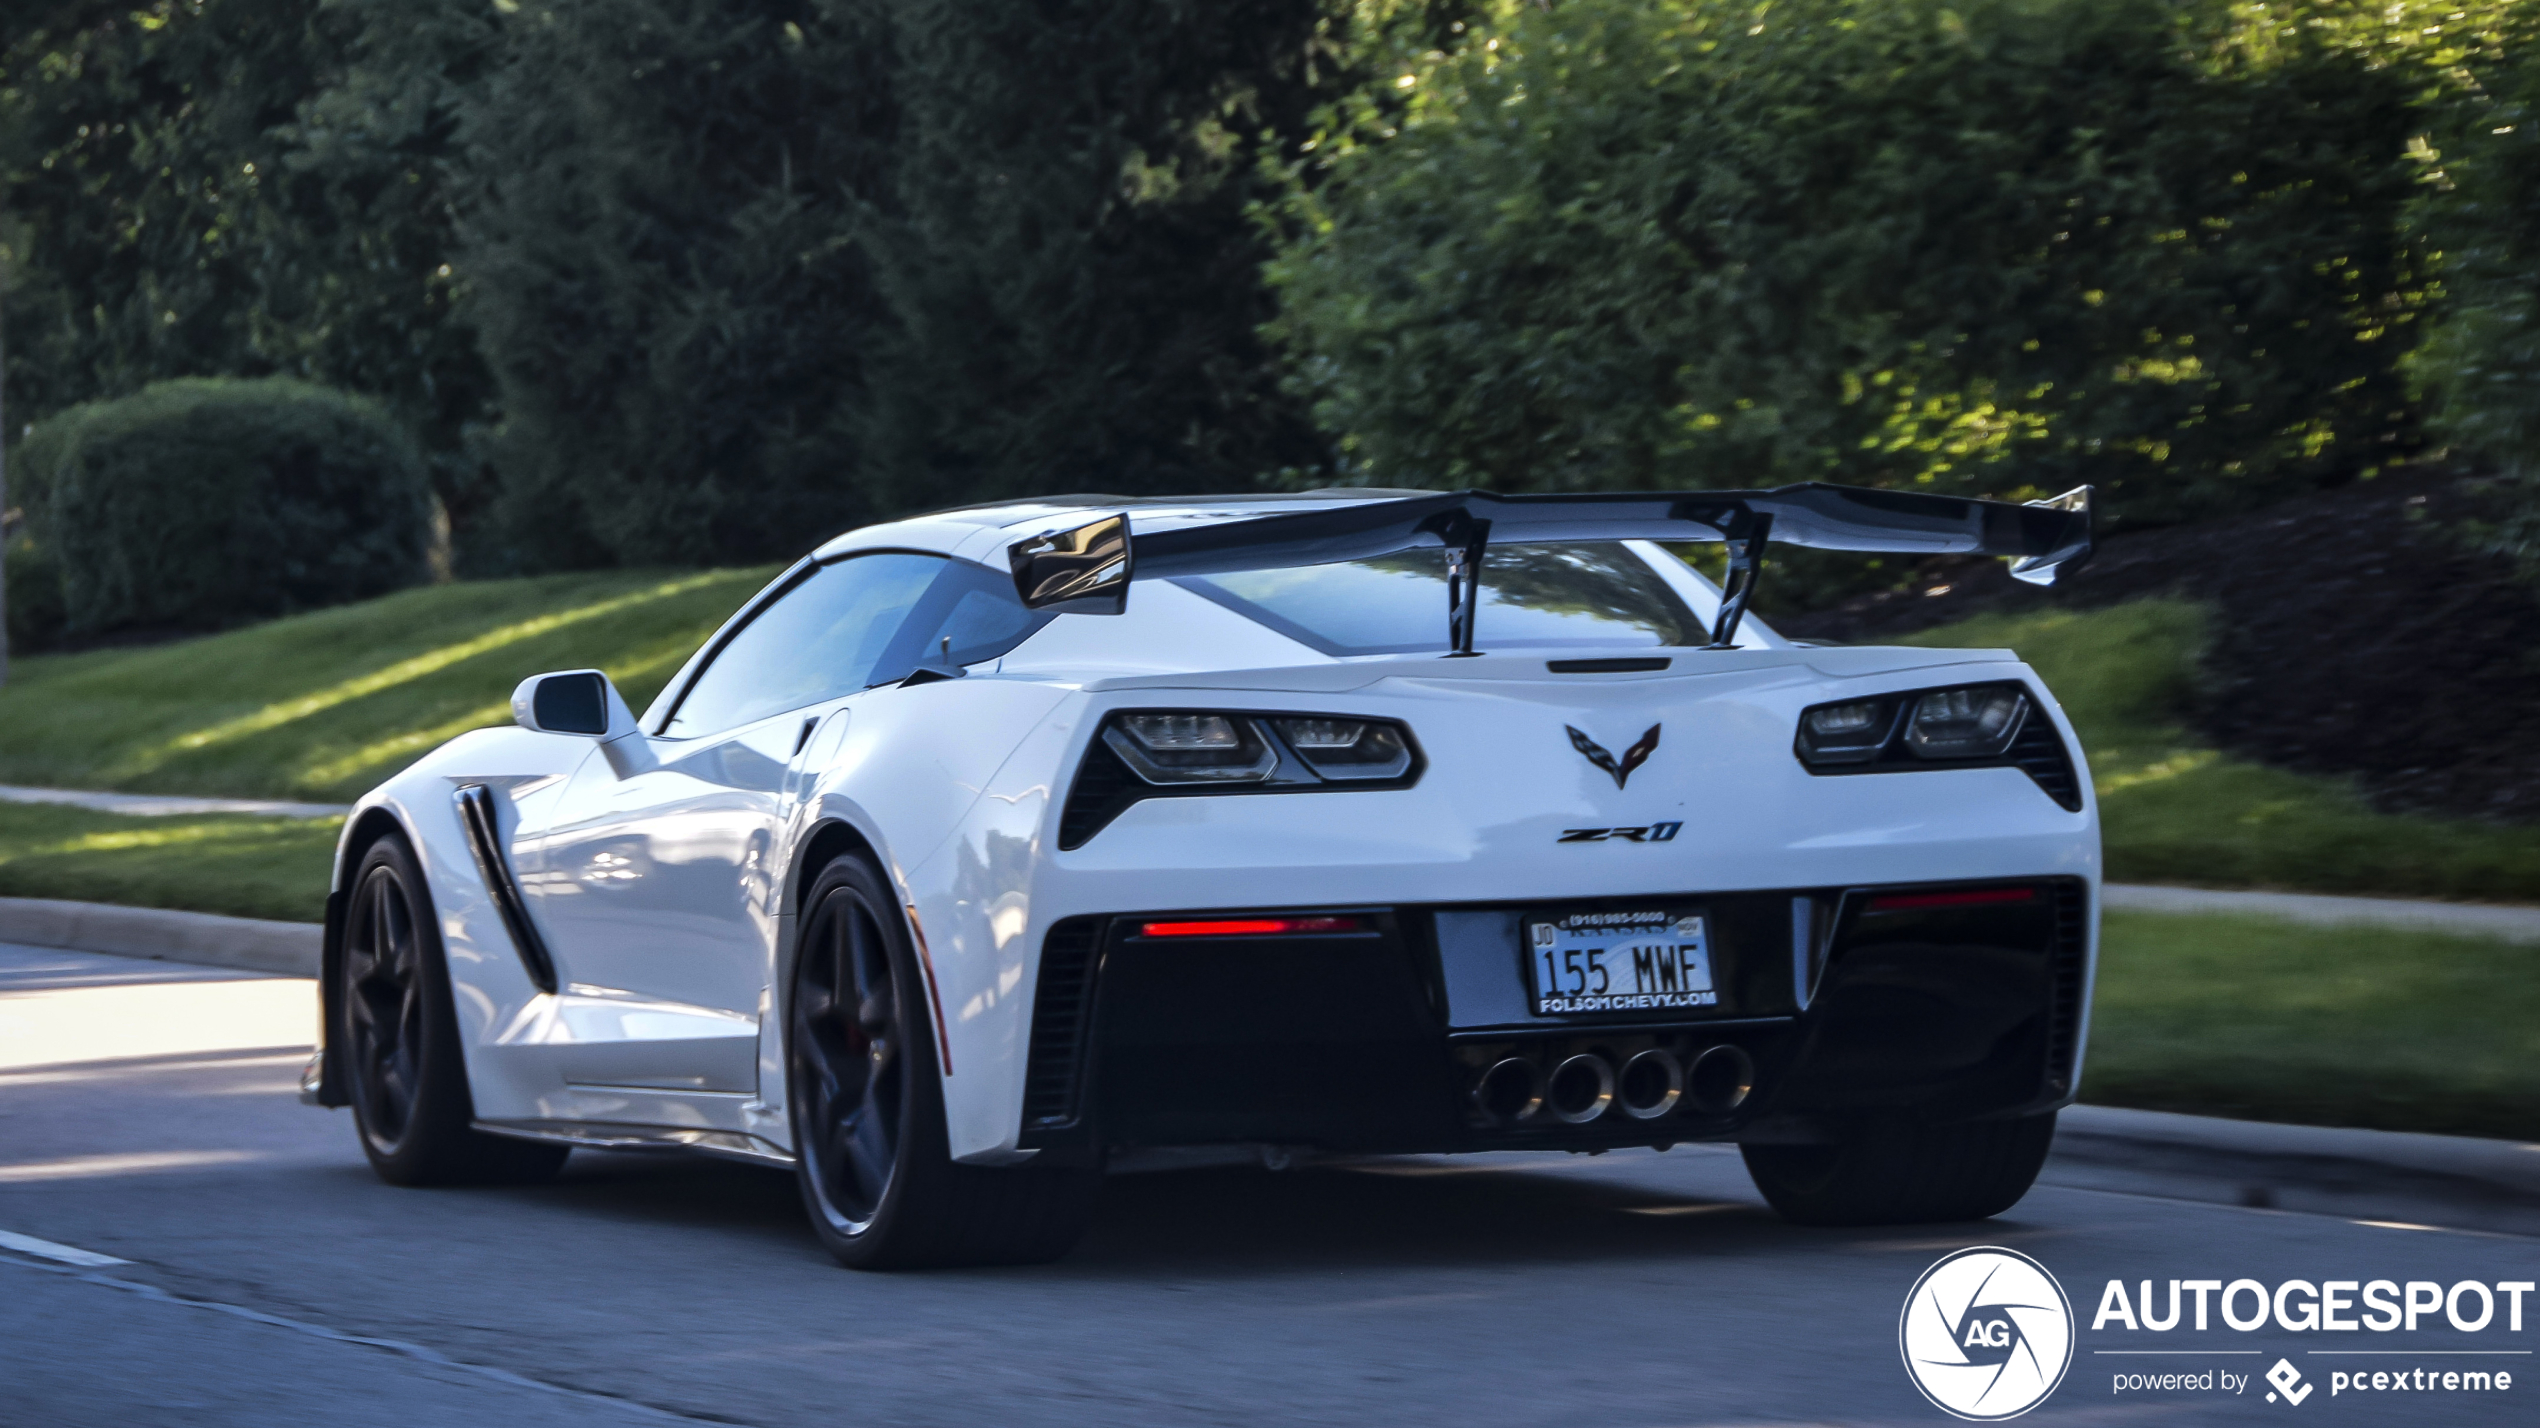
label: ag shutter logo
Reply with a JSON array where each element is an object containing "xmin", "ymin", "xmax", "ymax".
[{"xmin": 1901, "ymin": 1247, "xmax": 2077, "ymax": 1420}]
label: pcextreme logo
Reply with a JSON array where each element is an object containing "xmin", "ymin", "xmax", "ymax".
[{"xmin": 1900, "ymin": 1247, "xmax": 2077, "ymax": 1420}]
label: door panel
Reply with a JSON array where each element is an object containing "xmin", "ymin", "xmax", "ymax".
[{"xmin": 525, "ymin": 711, "xmax": 796, "ymax": 1018}]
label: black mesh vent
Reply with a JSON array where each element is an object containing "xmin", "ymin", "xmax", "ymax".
[
  {"xmin": 2044, "ymin": 879, "xmax": 2089, "ymax": 1095},
  {"xmin": 1020, "ymin": 918, "xmax": 1104, "ymax": 1130},
  {"xmin": 1058, "ymin": 740, "xmax": 1142, "ymax": 850},
  {"xmin": 2009, "ymin": 711, "xmax": 2084, "ymax": 811}
]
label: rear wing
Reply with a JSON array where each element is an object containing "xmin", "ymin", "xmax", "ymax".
[{"xmin": 1008, "ymin": 482, "xmax": 2093, "ymax": 652}]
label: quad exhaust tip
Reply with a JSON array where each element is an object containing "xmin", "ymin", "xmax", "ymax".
[
  {"xmin": 1616, "ymin": 1048, "xmax": 1683, "ymax": 1120},
  {"xmin": 1687, "ymin": 1044, "xmax": 1755, "ymax": 1115},
  {"xmin": 1547, "ymin": 1053, "xmax": 1616, "ymax": 1124},
  {"xmin": 1477, "ymin": 1044, "xmax": 1753, "ymax": 1127},
  {"xmin": 1474, "ymin": 1057, "xmax": 1544, "ymax": 1123}
]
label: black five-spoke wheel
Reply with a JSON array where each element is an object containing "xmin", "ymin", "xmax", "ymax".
[
  {"xmin": 786, "ymin": 852, "xmax": 1101, "ymax": 1270},
  {"xmin": 791, "ymin": 875, "xmax": 905, "ymax": 1233},
  {"xmin": 345, "ymin": 857, "xmax": 429, "ymax": 1156},
  {"xmin": 336, "ymin": 834, "xmax": 567, "ymax": 1186}
]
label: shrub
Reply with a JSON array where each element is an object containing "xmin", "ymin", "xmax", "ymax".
[
  {"xmin": 42, "ymin": 378, "xmax": 434, "ymax": 635},
  {"xmin": 3, "ymin": 534, "xmax": 70, "ymax": 653},
  {"xmin": 1269, "ymin": 0, "xmax": 2431, "ymax": 528}
]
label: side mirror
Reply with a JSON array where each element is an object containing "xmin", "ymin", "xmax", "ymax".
[
  {"xmin": 511, "ymin": 669, "xmax": 638, "ymax": 739},
  {"xmin": 1009, "ymin": 513, "xmax": 1130, "ymax": 614}
]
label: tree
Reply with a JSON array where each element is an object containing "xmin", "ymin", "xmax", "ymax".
[
  {"xmin": 0, "ymin": 0, "xmax": 319, "ymax": 419},
  {"xmin": 850, "ymin": 0, "xmax": 1345, "ymax": 517},
  {"xmin": 1270, "ymin": 0, "xmax": 2433, "ymax": 527},
  {"xmin": 460, "ymin": 0, "xmax": 1468, "ymax": 569},
  {"xmin": 0, "ymin": 0, "xmax": 502, "ymax": 549},
  {"xmin": 456, "ymin": 0, "xmax": 894, "ymax": 568}
]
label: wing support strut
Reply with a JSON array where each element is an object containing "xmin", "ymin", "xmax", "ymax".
[
  {"xmin": 1707, "ymin": 511, "xmax": 1772, "ymax": 649},
  {"xmin": 1443, "ymin": 515, "xmax": 1491, "ymax": 657}
]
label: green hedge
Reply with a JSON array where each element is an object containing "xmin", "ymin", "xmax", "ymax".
[
  {"xmin": 32, "ymin": 378, "xmax": 434, "ymax": 637},
  {"xmin": 1270, "ymin": 0, "xmax": 2431, "ymax": 527},
  {"xmin": 3, "ymin": 533, "xmax": 69, "ymax": 653}
]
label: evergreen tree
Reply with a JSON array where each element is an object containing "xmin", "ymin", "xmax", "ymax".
[
  {"xmin": 851, "ymin": 0, "xmax": 1341, "ymax": 515},
  {"xmin": 457, "ymin": 0, "xmax": 894, "ymax": 567},
  {"xmin": 0, "ymin": 0, "xmax": 318, "ymax": 421}
]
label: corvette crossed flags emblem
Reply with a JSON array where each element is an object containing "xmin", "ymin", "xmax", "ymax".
[{"xmin": 1566, "ymin": 724, "xmax": 1661, "ymax": 789}]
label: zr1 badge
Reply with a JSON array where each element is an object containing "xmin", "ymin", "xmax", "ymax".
[{"xmin": 1557, "ymin": 822, "xmax": 1683, "ymax": 843}]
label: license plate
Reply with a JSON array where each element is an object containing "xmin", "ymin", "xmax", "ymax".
[{"xmin": 1524, "ymin": 909, "xmax": 1717, "ymax": 1016}]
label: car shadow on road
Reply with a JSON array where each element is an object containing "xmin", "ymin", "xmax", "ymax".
[
  {"xmin": 510, "ymin": 1147, "xmax": 2029, "ymax": 1278},
  {"xmin": 1068, "ymin": 1160, "xmax": 1805, "ymax": 1276}
]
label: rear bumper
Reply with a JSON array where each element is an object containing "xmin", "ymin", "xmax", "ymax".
[{"xmin": 1017, "ymin": 878, "xmax": 2090, "ymax": 1163}]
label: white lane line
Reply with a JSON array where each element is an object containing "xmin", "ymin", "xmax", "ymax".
[
  {"xmin": 0, "ymin": 1149, "xmax": 261, "ymax": 1183},
  {"xmin": 0, "ymin": 1229, "xmax": 129, "ymax": 1266}
]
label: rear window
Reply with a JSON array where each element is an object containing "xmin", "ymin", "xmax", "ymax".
[{"xmin": 1176, "ymin": 543, "xmax": 1702, "ymax": 657}]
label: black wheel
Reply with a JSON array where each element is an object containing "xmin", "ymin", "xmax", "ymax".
[
  {"xmin": 340, "ymin": 833, "xmax": 569, "ymax": 1187},
  {"xmin": 1741, "ymin": 1111, "xmax": 2056, "ymax": 1226},
  {"xmin": 788, "ymin": 853, "xmax": 1099, "ymax": 1269}
]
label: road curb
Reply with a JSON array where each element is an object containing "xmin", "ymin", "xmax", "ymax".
[
  {"xmin": 2103, "ymin": 882, "xmax": 2540, "ymax": 943},
  {"xmin": 0, "ymin": 897, "xmax": 320, "ymax": 978},
  {"xmin": 0, "ymin": 784, "xmax": 352, "ymax": 819},
  {"xmin": 2061, "ymin": 1104, "xmax": 2540, "ymax": 1194},
  {"xmin": 2053, "ymin": 1104, "xmax": 2540, "ymax": 1236}
]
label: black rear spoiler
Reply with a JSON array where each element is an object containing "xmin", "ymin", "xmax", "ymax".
[{"xmin": 1008, "ymin": 482, "xmax": 2092, "ymax": 652}]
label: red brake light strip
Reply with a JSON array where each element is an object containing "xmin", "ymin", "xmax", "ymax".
[
  {"xmin": 1865, "ymin": 887, "xmax": 2037, "ymax": 914},
  {"xmin": 1139, "ymin": 916, "xmax": 1363, "ymax": 938}
]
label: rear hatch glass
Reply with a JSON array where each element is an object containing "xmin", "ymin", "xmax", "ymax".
[{"xmin": 1176, "ymin": 543, "xmax": 1700, "ymax": 656}]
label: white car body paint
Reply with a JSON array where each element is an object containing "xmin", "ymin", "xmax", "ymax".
[{"xmin": 316, "ymin": 495, "xmax": 2101, "ymax": 1167}]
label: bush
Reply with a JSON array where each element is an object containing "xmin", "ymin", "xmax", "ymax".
[
  {"xmin": 41, "ymin": 378, "xmax": 434, "ymax": 635},
  {"xmin": 3, "ymin": 534, "xmax": 70, "ymax": 653},
  {"xmin": 1269, "ymin": 0, "xmax": 2431, "ymax": 527}
]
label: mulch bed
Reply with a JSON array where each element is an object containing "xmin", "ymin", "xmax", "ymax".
[{"xmin": 1772, "ymin": 471, "xmax": 2540, "ymax": 823}]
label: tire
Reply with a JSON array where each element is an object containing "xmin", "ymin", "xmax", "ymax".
[
  {"xmin": 339, "ymin": 833, "xmax": 570, "ymax": 1187},
  {"xmin": 787, "ymin": 853, "xmax": 1099, "ymax": 1270},
  {"xmin": 1741, "ymin": 1111, "xmax": 2056, "ymax": 1227}
]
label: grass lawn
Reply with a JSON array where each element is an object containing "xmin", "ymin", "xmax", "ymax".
[
  {"xmin": 0, "ymin": 566, "xmax": 776, "ymax": 803},
  {"xmin": 0, "ymin": 800, "xmax": 338, "ymax": 923},
  {"xmin": 1898, "ymin": 601, "xmax": 2540, "ymax": 903},
  {"xmin": 2085, "ymin": 909, "xmax": 2540, "ymax": 1141}
]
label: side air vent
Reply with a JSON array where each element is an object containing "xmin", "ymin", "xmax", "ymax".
[
  {"xmin": 1020, "ymin": 918, "xmax": 1104, "ymax": 1131},
  {"xmin": 2043, "ymin": 879, "xmax": 2089, "ymax": 1095},
  {"xmin": 454, "ymin": 784, "xmax": 559, "ymax": 993},
  {"xmin": 1057, "ymin": 740, "xmax": 1143, "ymax": 850},
  {"xmin": 2007, "ymin": 713, "xmax": 2084, "ymax": 811}
]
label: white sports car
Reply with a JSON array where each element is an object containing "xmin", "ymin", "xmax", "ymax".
[{"xmin": 303, "ymin": 484, "xmax": 2099, "ymax": 1268}]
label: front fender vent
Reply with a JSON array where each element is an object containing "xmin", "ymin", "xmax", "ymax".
[{"xmin": 454, "ymin": 784, "xmax": 559, "ymax": 993}]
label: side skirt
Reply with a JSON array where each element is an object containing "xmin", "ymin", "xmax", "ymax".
[{"xmin": 471, "ymin": 1118, "xmax": 796, "ymax": 1168}]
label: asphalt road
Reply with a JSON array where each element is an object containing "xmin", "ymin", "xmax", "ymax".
[{"xmin": 3, "ymin": 943, "xmax": 2533, "ymax": 1428}]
